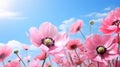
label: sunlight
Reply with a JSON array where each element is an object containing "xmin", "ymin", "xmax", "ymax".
[{"xmin": 0, "ymin": 0, "xmax": 15, "ymax": 9}]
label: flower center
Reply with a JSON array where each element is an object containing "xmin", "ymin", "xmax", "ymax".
[
  {"xmin": 0, "ymin": 53, "xmax": 5, "ymax": 59},
  {"xmin": 70, "ymin": 44, "xmax": 77, "ymax": 50},
  {"xmin": 41, "ymin": 37, "xmax": 54, "ymax": 47},
  {"xmin": 96, "ymin": 46, "xmax": 106, "ymax": 54},
  {"xmin": 112, "ymin": 20, "xmax": 120, "ymax": 26}
]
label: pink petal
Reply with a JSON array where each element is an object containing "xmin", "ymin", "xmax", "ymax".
[
  {"xmin": 39, "ymin": 22, "xmax": 58, "ymax": 38},
  {"xmin": 55, "ymin": 33, "xmax": 69, "ymax": 47},
  {"xmin": 29, "ymin": 27, "xmax": 43, "ymax": 47},
  {"xmin": 39, "ymin": 44, "xmax": 49, "ymax": 52}
]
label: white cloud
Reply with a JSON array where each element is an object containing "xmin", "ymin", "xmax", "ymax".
[
  {"xmin": 85, "ymin": 7, "xmax": 112, "ymax": 23},
  {"xmin": 104, "ymin": 7, "xmax": 111, "ymax": 11},
  {"xmin": 0, "ymin": 40, "xmax": 39, "ymax": 51},
  {"xmin": 86, "ymin": 12, "xmax": 108, "ymax": 18},
  {"xmin": 92, "ymin": 18, "xmax": 103, "ymax": 23},
  {"xmin": 0, "ymin": 9, "xmax": 27, "ymax": 20},
  {"xmin": 59, "ymin": 18, "xmax": 75, "ymax": 32},
  {"xmin": 95, "ymin": 13, "xmax": 108, "ymax": 18}
]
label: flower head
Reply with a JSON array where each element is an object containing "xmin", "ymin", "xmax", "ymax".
[
  {"xmin": 66, "ymin": 39, "xmax": 80, "ymax": 50},
  {"xmin": 100, "ymin": 8, "xmax": 120, "ymax": 34},
  {"xmin": 84, "ymin": 34, "xmax": 119, "ymax": 64},
  {"xmin": 0, "ymin": 46, "xmax": 12, "ymax": 62},
  {"xmin": 28, "ymin": 22, "xmax": 69, "ymax": 55},
  {"xmin": 70, "ymin": 20, "xmax": 83, "ymax": 34},
  {"xmin": 34, "ymin": 52, "xmax": 47, "ymax": 60},
  {"xmin": 5, "ymin": 59, "xmax": 21, "ymax": 67}
]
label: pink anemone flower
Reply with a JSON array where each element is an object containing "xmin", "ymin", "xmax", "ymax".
[
  {"xmin": 28, "ymin": 22, "xmax": 69, "ymax": 55},
  {"xmin": 84, "ymin": 34, "xmax": 119, "ymax": 64},
  {"xmin": 5, "ymin": 59, "xmax": 21, "ymax": 67},
  {"xmin": 66, "ymin": 39, "xmax": 81, "ymax": 50},
  {"xmin": 34, "ymin": 51, "xmax": 47, "ymax": 60},
  {"xmin": 70, "ymin": 20, "xmax": 83, "ymax": 34},
  {"xmin": 0, "ymin": 46, "xmax": 12, "ymax": 62},
  {"xmin": 100, "ymin": 8, "xmax": 120, "ymax": 34}
]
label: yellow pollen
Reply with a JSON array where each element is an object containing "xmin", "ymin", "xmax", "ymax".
[
  {"xmin": 97, "ymin": 47, "xmax": 105, "ymax": 53},
  {"xmin": 44, "ymin": 38, "xmax": 52, "ymax": 45}
]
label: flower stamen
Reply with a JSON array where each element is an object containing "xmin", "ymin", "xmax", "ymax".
[
  {"xmin": 112, "ymin": 20, "xmax": 120, "ymax": 26},
  {"xmin": 96, "ymin": 46, "xmax": 106, "ymax": 54},
  {"xmin": 42, "ymin": 37, "xmax": 54, "ymax": 47}
]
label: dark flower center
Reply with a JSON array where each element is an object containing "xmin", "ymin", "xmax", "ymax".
[
  {"xmin": 112, "ymin": 20, "xmax": 120, "ymax": 26},
  {"xmin": 41, "ymin": 37, "xmax": 55, "ymax": 47},
  {"xmin": 0, "ymin": 53, "xmax": 5, "ymax": 59},
  {"xmin": 70, "ymin": 44, "xmax": 77, "ymax": 49},
  {"xmin": 96, "ymin": 46, "xmax": 106, "ymax": 55},
  {"xmin": 76, "ymin": 26, "xmax": 80, "ymax": 31}
]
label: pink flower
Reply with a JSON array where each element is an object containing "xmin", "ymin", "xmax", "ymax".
[
  {"xmin": 66, "ymin": 39, "xmax": 81, "ymax": 50},
  {"xmin": 34, "ymin": 52, "xmax": 47, "ymax": 60},
  {"xmin": 117, "ymin": 61, "xmax": 120, "ymax": 67},
  {"xmin": 70, "ymin": 20, "xmax": 83, "ymax": 34},
  {"xmin": 0, "ymin": 46, "xmax": 12, "ymax": 62},
  {"xmin": 44, "ymin": 63, "xmax": 51, "ymax": 67},
  {"xmin": 5, "ymin": 59, "xmax": 21, "ymax": 67},
  {"xmin": 100, "ymin": 8, "xmax": 120, "ymax": 34},
  {"xmin": 84, "ymin": 34, "xmax": 119, "ymax": 64},
  {"xmin": 28, "ymin": 22, "xmax": 69, "ymax": 54},
  {"xmin": 22, "ymin": 45, "xmax": 30, "ymax": 50}
]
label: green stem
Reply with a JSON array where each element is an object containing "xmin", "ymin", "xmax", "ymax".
[
  {"xmin": 75, "ymin": 49, "xmax": 81, "ymax": 67},
  {"xmin": 97, "ymin": 62, "xmax": 99, "ymax": 67},
  {"xmin": 48, "ymin": 56, "xmax": 52, "ymax": 67},
  {"xmin": 42, "ymin": 53, "xmax": 47, "ymax": 67},
  {"xmin": 80, "ymin": 30, "xmax": 86, "ymax": 40},
  {"xmin": 68, "ymin": 52, "xmax": 76, "ymax": 67},
  {"xmin": 115, "ymin": 33, "xmax": 120, "ymax": 67},
  {"xmin": 64, "ymin": 51, "xmax": 71, "ymax": 66},
  {"xmin": 16, "ymin": 53, "xmax": 26, "ymax": 67},
  {"xmin": 108, "ymin": 60, "xmax": 111, "ymax": 67}
]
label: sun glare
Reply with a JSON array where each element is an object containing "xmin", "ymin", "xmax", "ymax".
[{"xmin": 0, "ymin": 0, "xmax": 15, "ymax": 9}]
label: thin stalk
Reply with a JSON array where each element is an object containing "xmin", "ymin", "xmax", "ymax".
[
  {"xmin": 42, "ymin": 53, "xmax": 47, "ymax": 67},
  {"xmin": 64, "ymin": 51, "xmax": 71, "ymax": 66},
  {"xmin": 108, "ymin": 60, "xmax": 111, "ymax": 67},
  {"xmin": 97, "ymin": 62, "xmax": 99, "ymax": 67},
  {"xmin": 75, "ymin": 49, "xmax": 81, "ymax": 67},
  {"xmin": 16, "ymin": 53, "xmax": 26, "ymax": 67},
  {"xmin": 115, "ymin": 33, "xmax": 119, "ymax": 67},
  {"xmin": 80, "ymin": 30, "xmax": 86, "ymax": 40},
  {"xmin": 68, "ymin": 52, "xmax": 76, "ymax": 67},
  {"xmin": 48, "ymin": 56, "xmax": 53, "ymax": 66}
]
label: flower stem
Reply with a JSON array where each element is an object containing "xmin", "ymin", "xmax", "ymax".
[
  {"xmin": 97, "ymin": 62, "xmax": 99, "ymax": 67},
  {"xmin": 68, "ymin": 52, "xmax": 76, "ymax": 67},
  {"xmin": 16, "ymin": 53, "xmax": 26, "ymax": 67},
  {"xmin": 75, "ymin": 49, "xmax": 81, "ymax": 67},
  {"xmin": 64, "ymin": 51, "xmax": 71, "ymax": 66},
  {"xmin": 48, "ymin": 56, "xmax": 52, "ymax": 67},
  {"xmin": 115, "ymin": 33, "xmax": 120, "ymax": 67},
  {"xmin": 42, "ymin": 53, "xmax": 47, "ymax": 67},
  {"xmin": 108, "ymin": 60, "xmax": 111, "ymax": 67},
  {"xmin": 80, "ymin": 30, "xmax": 86, "ymax": 40}
]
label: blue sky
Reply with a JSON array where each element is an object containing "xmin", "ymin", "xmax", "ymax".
[
  {"xmin": 0, "ymin": 0, "xmax": 120, "ymax": 65},
  {"xmin": 0, "ymin": 0, "xmax": 120, "ymax": 44}
]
